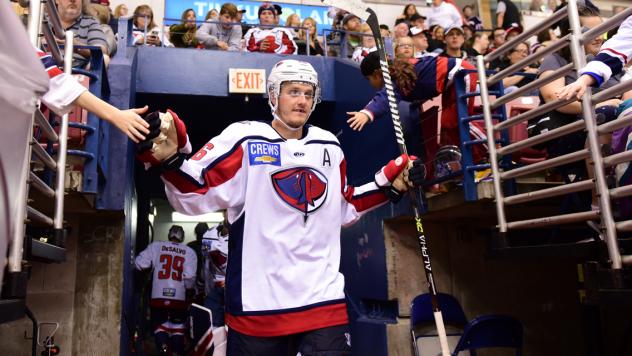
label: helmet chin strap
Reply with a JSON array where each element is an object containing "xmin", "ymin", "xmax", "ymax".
[{"xmin": 273, "ymin": 112, "xmax": 303, "ymax": 132}]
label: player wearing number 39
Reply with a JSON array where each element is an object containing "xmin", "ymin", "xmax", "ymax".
[
  {"xmin": 136, "ymin": 60, "xmax": 426, "ymax": 355},
  {"xmin": 135, "ymin": 225, "xmax": 197, "ymax": 355}
]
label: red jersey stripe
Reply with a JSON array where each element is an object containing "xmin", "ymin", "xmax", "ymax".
[
  {"xmin": 225, "ymin": 302, "xmax": 348, "ymax": 337},
  {"xmin": 164, "ymin": 145, "xmax": 244, "ymax": 194}
]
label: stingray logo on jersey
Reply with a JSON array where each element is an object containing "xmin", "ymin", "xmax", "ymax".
[
  {"xmin": 248, "ymin": 141, "xmax": 281, "ymax": 166},
  {"xmin": 271, "ymin": 167, "xmax": 328, "ymax": 220}
]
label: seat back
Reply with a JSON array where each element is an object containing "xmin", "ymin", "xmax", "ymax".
[
  {"xmin": 411, "ymin": 293, "xmax": 468, "ymax": 356},
  {"xmin": 452, "ymin": 315, "xmax": 523, "ymax": 356}
]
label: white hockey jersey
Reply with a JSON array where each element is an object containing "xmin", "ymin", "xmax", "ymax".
[
  {"xmin": 135, "ymin": 241, "xmax": 197, "ymax": 308},
  {"xmin": 581, "ymin": 15, "xmax": 632, "ymax": 85},
  {"xmin": 244, "ymin": 27, "xmax": 297, "ymax": 55},
  {"xmin": 202, "ymin": 226, "xmax": 229, "ymax": 284},
  {"xmin": 162, "ymin": 121, "xmax": 389, "ymax": 336},
  {"xmin": 36, "ymin": 48, "xmax": 87, "ymax": 116}
]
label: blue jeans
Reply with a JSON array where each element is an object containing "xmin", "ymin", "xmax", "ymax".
[{"xmin": 204, "ymin": 287, "xmax": 225, "ymax": 327}]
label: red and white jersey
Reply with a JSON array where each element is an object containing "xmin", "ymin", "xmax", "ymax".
[
  {"xmin": 36, "ymin": 48, "xmax": 87, "ymax": 116},
  {"xmin": 162, "ymin": 121, "xmax": 389, "ymax": 336},
  {"xmin": 244, "ymin": 27, "xmax": 297, "ymax": 55},
  {"xmin": 135, "ymin": 241, "xmax": 197, "ymax": 308},
  {"xmin": 202, "ymin": 226, "xmax": 229, "ymax": 283}
]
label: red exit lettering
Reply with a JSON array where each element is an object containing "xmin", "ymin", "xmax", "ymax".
[{"xmin": 235, "ymin": 72, "xmax": 262, "ymax": 90}]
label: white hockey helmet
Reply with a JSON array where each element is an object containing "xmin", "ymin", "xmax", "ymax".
[
  {"xmin": 267, "ymin": 60, "xmax": 322, "ymax": 116},
  {"xmin": 168, "ymin": 225, "xmax": 185, "ymax": 242}
]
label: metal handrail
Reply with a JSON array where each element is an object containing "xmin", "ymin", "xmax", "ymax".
[
  {"xmin": 476, "ymin": 1, "xmax": 631, "ymax": 270},
  {"xmin": 29, "ymin": 172, "xmax": 54, "ymax": 198},
  {"xmin": 43, "ymin": 0, "xmax": 64, "ymax": 38},
  {"xmin": 33, "ymin": 110, "xmax": 58, "ymax": 143}
]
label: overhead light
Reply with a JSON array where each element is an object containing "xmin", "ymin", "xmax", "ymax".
[{"xmin": 171, "ymin": 212, "xmax": 224, "ymax": 223}]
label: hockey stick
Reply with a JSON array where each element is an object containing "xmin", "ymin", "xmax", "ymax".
[{"xmin": 322, "ymin": 1, "xmax": 451, "ymax": 355}]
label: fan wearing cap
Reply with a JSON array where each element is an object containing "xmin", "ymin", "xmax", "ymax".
[
  {"xmin": 351, "ymin": 23, "xmax": 377, "ymax": 63},
  {"xmin": 342, "ymin": 13, "xmax": 363, "ymax": 57},
  {"xmin": 135, "ymin": 224, "xmax": 197, "ymax": 355},
  {"xmin": 440, "ymin": 25, "xmax": 466, "ymax": 59},
  {"xmin": 244, "ymin": 3, "xmax": 297, "ymax": 54},
  {"xmin": 135, "ymin": 60, "xmax": 426, "ymax": 354},
  {"xmin": 409, "ymin": 13, "xmax": 427, "ymax": 31},
  {"xmin": 410, "ymin": 27, "xmax": 434, "ymax": 58},
  {"xmin": 196, "ymin": 2, "xmax": 242, "ymax": 51}
]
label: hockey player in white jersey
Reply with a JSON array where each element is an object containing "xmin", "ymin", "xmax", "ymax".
[
  {"xmin": 201, "ymin": 214, "xmax": 229, "ymax": 328},
  {"xmin": 135, "ymin": 225, "xmax": 197, "ymax": 355},
  {"xmin": 557, "ymin": 14, "xmax": 632, "ymax": 100},
  {"xmin": 136, "ymin": 59, "xmax": 426, "ymax": 355}
]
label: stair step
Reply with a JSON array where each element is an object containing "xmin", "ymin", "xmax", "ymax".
[
  {"xmin": 27, "ymin": 238, "xmax": 66, "ymax": 263},
  {"xmin": 0, "ymin": 299, "xmax": 26, "ymax": 324}
]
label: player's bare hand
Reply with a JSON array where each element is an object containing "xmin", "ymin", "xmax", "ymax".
[
  {"xmin": 346, "ymin": 111, "xmax": 370, "ymax": 131},
  {"xmin": 109, "ymin": 106, "xmax": 150, "ymax": 143},
  {"xmin": 556, "ymin": 74, "xmax": 596, "ymax": 100}
]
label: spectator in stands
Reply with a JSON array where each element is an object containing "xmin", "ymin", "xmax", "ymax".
[
  {"xmin": 505, "ymin": 24, "xmax": 523, "ymax": 42},
  {"xmin": 463, "ymin": 4, "xmax": 483, "ymax": 30},
  {"xmin": 497, "ymin": 0, "xmax": 522, "ymax": 30},
  {"xmin": 206, "ymin": 9, "xmax": 219, "ymax": 21},
  {"xmin": 492, "ymin": 42, "xmax": 538, "ymax": 93},
  {"xmin": 86, "ymin": 3, "xmax": 116, "ymax": 57},
  {"xmin": 56, "ymin": 0, "xmax": 110, "ymax": 68},
  {"xmin": 132, "ymin": 5, "xmax": 161, "ymax": 47},
  {"xmin": 463, "ymin": 24, "xmax": 474, "ymax": 41},
  {"xmin": 380, "ymin": 24, "xmax": 391, "ymax": 38},
  {"xmin": 273, "ymin": 4, "xmax": 283, "ymax": 25},
  {"xmin": 170, "ymin": 8, "xmax": 199, "ymax": 48},
  {"xmin": 410, "ymin": 28, "xmax": 433, "ymax": 58},
  {"xmin": 427, "ymin": 25, "xmax": 445, "ymax": 53},
  {"xmin": 427, "ymin": 0, "xmax": 462, "ymax": 31},
  {"xmin": 114, "ymin": 4, "xmax": 128, "ymax": 18},
  {"xmin": 489, "ymin": 27, "xmax": 506, "ymax": 52},
  {"xmin": 36, "ymin": 47, "xmax": 149, "ymax": 142},
  {"xmin": 395, "ymin": 36, "xmax": 415, "ymax": 60},
  {"xmin": 394, "ymin": 19, "xmax": 410, "ymax": 39},
  {"xmin": 244, "ymin": 3, "xmax": 297, "ymax": 54},
  {"xmin": 464, "ymin": 31, "xmax": 489, "ymax": 59},
  {"xmin": 533, "ymin": 5, "xmax": 621, "ymax": 191},
  {"xmin": 352, "ymin": 23, "xmax": 376, "ymax": 63},
  {"xmin": 349, "ymin": 53, "xmax": 481, "ymax": 164},
  {"xmin": 297, "ymin": 17, "xmax": 324, "ymax": 56},
  {"xmin": 285, "ymin": 13, "xmax": 301, "ymax": 38},
  {"xmin": 196, "ymin": 3, "xmax": 242, "ymax": 51},
  {"xmin": 440, "ymin": 25, "xmax": 465, "ymax": 59},
  {"xmin": 409, "ymin": 13, "xmax": 426, "ymax": 30},
  {"xmin": 397, "ymin": 4, "xmax": 420, "ymax": 22},
  {"xmin": 342, "ymin": 13, "xmax": 362, "ymax": 57},
  {"xmin": 111, "ymin": 4, "xmax": 127, "ymax": 33}
]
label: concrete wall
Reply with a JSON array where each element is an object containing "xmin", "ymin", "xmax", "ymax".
[
  {"xmin": 0, "ymin": 213, "xmax": 125, "ymax": 356},
  {"xmin": 383, "ymin": 217, "xmax": 584, "ymax": 356}
]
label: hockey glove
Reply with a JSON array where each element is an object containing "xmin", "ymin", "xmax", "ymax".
[
  {"xmin": 136, "ymin": 109, "xmax": 191, "ymax": 171},
  {"xmin": 375, "ymin": 154, "xmax": 416, "ymax": 202},
  {"xmin": 405, "ymin": 159, "xmax": 427, "ymax": 187}
]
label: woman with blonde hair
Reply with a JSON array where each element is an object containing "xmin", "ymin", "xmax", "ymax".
[
  {"xmin": 285, "ymin": 13, "xmax": 301, "ymax": 37},
  {"xmin": 297, "ymin": 17, "xmax": 323, "ymax": 55},
  {"xmin": 170, "ymin": 8, "xmax": 199, "ymax": 48},
  {"xmin": 114, "ymin": 4, "xmax": 128, "ymax": 18},
  {"xmin": 132, "ymin": 4, "xmax": 162, "ymax": 46}
]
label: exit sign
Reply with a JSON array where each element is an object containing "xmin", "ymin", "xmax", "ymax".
[{"xmin": 229, "ymin": 68, "xmax": 266, "ymax": 94}]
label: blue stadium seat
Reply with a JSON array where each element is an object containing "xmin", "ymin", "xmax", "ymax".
[
  {"xmin": 410, "ymin": 293, "xmax": 468, "ymax": 356},
  {"xmin": 452, "ymin": 315, "xmax": 523, "ymax": 356}
]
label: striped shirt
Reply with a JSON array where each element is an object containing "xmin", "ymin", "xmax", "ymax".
[{"xmin": 65, "ymin": 14, "xmax": 108, "ymax": 68}]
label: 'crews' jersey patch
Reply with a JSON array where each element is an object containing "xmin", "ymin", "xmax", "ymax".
[
  {"xmin": 248, "ymin": 141, "xmax": 281, "ymax": 166},
  {"xmin": 271, "ymin": 167, "xmax": 328, "ymax": 217}
]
